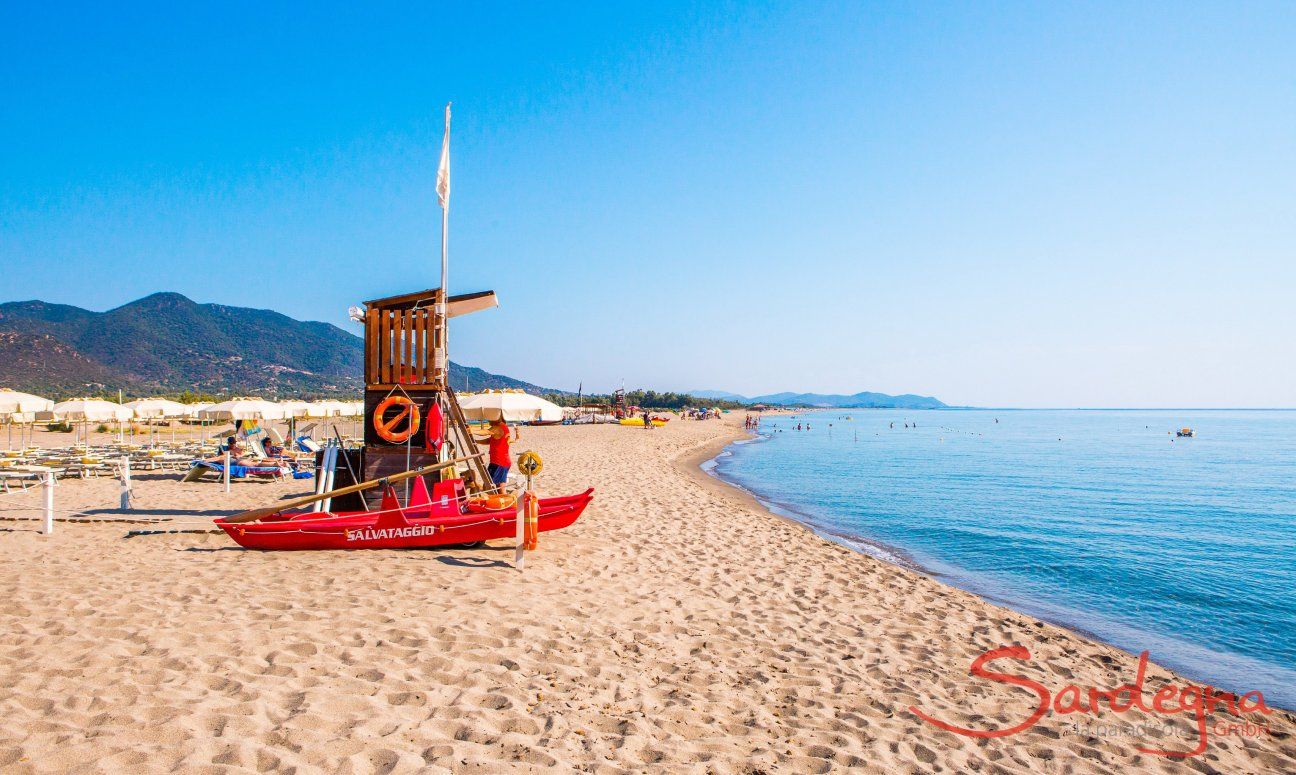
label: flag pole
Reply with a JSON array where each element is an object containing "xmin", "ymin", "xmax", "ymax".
[{"xmin": 436, "ymin": 103, "xmax": 451, "ymax": 384}]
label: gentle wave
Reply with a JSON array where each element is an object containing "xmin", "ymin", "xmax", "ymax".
[{"xmin": 708, "ymin": 409, "xmax": 1296, "ymax": 709}]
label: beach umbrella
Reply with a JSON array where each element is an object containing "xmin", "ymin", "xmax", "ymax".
[
  {"xmin": 0, "ymin": 390, "xmax": 54, "ymax": 450},
  {"xmin": 125, "ymin": 398, "xmax": 190, "ymax": 446},
  {"xmin": 2, "ymin": 411, "xmax": 37, "ymax": 451},
  {"xmin": 304, "ymin": 400, "xmax": 345, "ymax": 418},
  {"xmin": 346, "ymin": 400, "xmax": 366, "ymax": 439},
  {"xmin": 275, "ymin": 400, "xmax": 312, "ymax": 443},
  {"xmin": 199, "ymin": 398, "xmax": 288, "ymax": 450},
  {"xmin": 305, "ymin": 399, "xmax": 352, "ymax": 442},
  {"xmin": 278, "ymin": 400, "xmax": 311, "ymax": 418},
  {"xmin": 53, "ymin": 398, "xmax": 134, "ymax": 451},
  {"xmin": 125, "ymin": 398, "xmax": 189, "ymax": 418},
  {"xmin": 181, "ymin": 402, "xmax": 215, "ymax": 444},
  {"xmin": 52, "ymin": 398, "xmax": 134, "ymax": 422},
  {"xmin": 460, "ymin": 390, "xmax": 563, "ymax": 423},
  {"xmin": 0, "ymin": 390, "xmax": 54, "ymax": 415},
  {"xmin": 305, "ymin": 400, "xmax": 352, "ymax": 441},
  {"xmin": 198, "ymin": 398, "xmax": 288, "ymax": 422}
]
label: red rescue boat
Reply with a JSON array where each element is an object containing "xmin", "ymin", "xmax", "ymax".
[{"xmin": 215, "ymin": 475, "xmax": 592, "ymax": 551}]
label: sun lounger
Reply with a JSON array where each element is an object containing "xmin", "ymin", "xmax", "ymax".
[{"xmin": 183, "ymin": 460, "xmax": 293, "ymax": 482}]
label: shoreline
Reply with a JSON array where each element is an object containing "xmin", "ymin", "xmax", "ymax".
[
  {"xmin": 688, "ymin": 428, "xmax": 925, "ymax": 573},
  {"xmin": 696, "ymin": 413, "xmax": 1296, "ymax": 715}
]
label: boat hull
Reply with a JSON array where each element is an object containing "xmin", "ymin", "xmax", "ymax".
[{"xmin": 215, "ymin": 489, "xmax": 593, "ymax": 551}]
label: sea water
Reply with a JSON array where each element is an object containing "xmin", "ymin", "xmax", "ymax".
[{"xmin": 709, "ymin": 409, "xmax": 1296, "ymax": 709}]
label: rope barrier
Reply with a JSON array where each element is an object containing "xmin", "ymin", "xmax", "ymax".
[
  {"xmin": 0, "ymin": 488, "xmax": 39, "ymax": 504},
  {"xmin": 0, "ymin": 504, "xmax": 113, "ymax": 519},
  {"xmin": 0, "ymin": 514, "xmax": 172, "ymax": 525},
  {"xmin": 4, "ymin": 454, "xmax": 529, "ymax": 539},
  {"xmin": 0, "ymin": 486, "xmax": 507, "ymax": 524}
]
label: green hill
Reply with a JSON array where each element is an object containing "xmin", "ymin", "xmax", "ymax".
[{"xmin": 0, "ymin": 293, "xmax": 557, "ymax": 398}]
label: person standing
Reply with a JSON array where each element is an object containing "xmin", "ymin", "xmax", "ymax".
[{"xmin": 474, "ymin": 418, "xmax": 512, "ymax": 490}]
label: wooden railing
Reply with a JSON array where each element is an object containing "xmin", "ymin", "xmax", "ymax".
[{"xmin": 364, "ymin": 300, "xmax": 445, "ymax": 387}]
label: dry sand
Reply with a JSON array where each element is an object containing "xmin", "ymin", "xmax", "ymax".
[{"xmin": 1, "ymin": 415, "xmax": 1293, "ymax": 773}]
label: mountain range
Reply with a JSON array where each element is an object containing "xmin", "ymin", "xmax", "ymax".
[
  {"xmin": 0, "ymin": 293, "xmax": 556, "ymax": 398},
  {"xmin": 690, "ymin": 389, "xmax": 947, "ymax": 409}
]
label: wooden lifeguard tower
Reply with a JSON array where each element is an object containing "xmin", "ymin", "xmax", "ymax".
[{"xmin": 358, "ymin": 287, "xmax": 498, "ymax": 495}]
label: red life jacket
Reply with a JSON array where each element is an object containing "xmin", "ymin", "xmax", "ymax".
[{"xmin": 423, "ymin": 400, "xmax": 444, "ymax": 453}]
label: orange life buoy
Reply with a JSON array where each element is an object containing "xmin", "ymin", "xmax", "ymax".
[
  {"xmin": 523, "ymin": 491, "xmax": 539, "ymax": 550},
  {"xmin": 465, "ymin": 493, "xmax": 518, "ymax": 513},
  {"xmin": 373, "ymin": 396, "xmax": 421, "ymax": 444}
]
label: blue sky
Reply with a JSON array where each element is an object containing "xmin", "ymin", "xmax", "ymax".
[{"xmin": 2, "ymin": 3, "xmax": 1293, "ymax": 407}]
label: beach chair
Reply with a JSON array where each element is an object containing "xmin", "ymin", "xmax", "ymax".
[{"xmin": 182, "ymin": 460, "xmax": 292, "ymax": 483}]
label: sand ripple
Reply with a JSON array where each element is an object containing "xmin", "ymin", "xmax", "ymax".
[{"xmin": 1, "ymin": 418, "xmax": 1293, "ymax": 772}]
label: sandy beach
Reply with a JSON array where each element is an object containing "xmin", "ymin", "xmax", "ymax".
[{"xmin": 2, "ymin": 415, "xmax": 1293, "ymax": 773}]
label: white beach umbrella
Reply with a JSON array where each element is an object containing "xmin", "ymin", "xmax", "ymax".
[
  {"xmin": 275, "ymin": 400, "xmax": 312, "ymax": 446},
  {"xmin": 124, "ymin": 398, "xmax": 192, "ymax": 446},
  {"xmin": 182, "ymin": 402, "xmax": 214, "ymax": 418},
  {"xmin": 124, "ymin": 398, "xmax": 189, "ymax": 419},
  {"xmin": 126, "ymin": 397, "xmax": 180, "ymax": 446},
  {"xmin": 305, "ymin": 400, "xmax": 347, "ymax": 418},
  {"xmin": 303, "ymin": 401, "xmax": 332, "ymax": 418},
  {"xmin": 278, "ymin": 400, "xmax": 311, "ymax": 418},
  {"xmin": 0, "ymin": 389, "xmax": 54, "ymax": 415},
  {"xmin": 460, "ymin": 390, "xmax": 563, "ymax": 423},
  {"xmin": 2, "ymin": 411, "xmax": 37, "ymax": 449},
  {"xmin": 0, "ymin": 391, "xmax": 54, "ymax": 450},
  {"xmin": 303, "ymin": 400, "xmax": 352, "ymax": 443},
  {"xmin": 198, "ymin": 397, "xmax": 288, "ymax": 422},
  {"xmin": 53, "ymin": 398, "xmax": 134, "ymax": 451},
  {"xmin": 53, "ymin": 398, "xmax": 134, "ymax": 423},
  {"xmin": 346, "ymin": 400, "xmax": 366, "ymax": 439}
]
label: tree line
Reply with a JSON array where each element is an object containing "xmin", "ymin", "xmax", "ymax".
[{"xmin": 541, "ymin": 390, "xmax": 747, "ymax": 411}]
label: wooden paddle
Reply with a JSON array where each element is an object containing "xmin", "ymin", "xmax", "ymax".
[{"xmin": 223, "ymin": 452, "xmax": 485, "ymax": 524}]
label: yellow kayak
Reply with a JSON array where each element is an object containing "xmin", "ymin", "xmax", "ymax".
[{"xmin": 619, "ymin": 418, "xmax": 667, "ymax": 427}]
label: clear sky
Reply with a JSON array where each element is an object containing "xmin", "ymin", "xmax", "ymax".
[{"xmin": 2, "ymin": 3, "xmax": 1293, "ymax": 407}]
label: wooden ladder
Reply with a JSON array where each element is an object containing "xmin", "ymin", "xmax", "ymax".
[{"xmin": 442, "ymin": 386, "xmax": 495, "ymax": 493}]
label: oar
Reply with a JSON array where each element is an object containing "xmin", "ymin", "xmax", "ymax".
[{"xmin": 223, "ymin": 452, "xmax": 484, "ymax": 524}]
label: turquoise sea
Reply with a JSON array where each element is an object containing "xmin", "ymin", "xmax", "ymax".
[{"xmin": 707, "ymin": 409, "xmax": 1296, "ymax": 709}]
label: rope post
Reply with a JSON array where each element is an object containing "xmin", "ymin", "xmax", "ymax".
[
  {"xmin": 223, "ymin": 450, "xmax": 231, "ymax": 493},
  {"xmin": 515, "ymin": 473, "xmax": 530, "ymax": 572},
  {"xmin": 119, "ymin": 455, "xmax": 132, "ymax": 510},
  {"xmin": 513, "ymin": 450, "xmax": 544, "ymax": 571},
  {"xmin": 42, "ymin": 471, "xmax": 54, "ymax": 535}
]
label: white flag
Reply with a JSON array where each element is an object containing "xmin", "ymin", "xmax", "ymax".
[{"xmin": 436, "ymin": 103, "xmax": 451, "ymax": 210}]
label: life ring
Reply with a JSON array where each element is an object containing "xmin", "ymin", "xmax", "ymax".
[
  {"xmin": 516, "ymin": 450, "xmax": 543, "ymax": 476},
  {"xmin": 373, "ymin": 396, "xmax": 421, "ymax": 444},
  {"xmin": 465, "ymin": 493, "xmax": 518, "ymax": 513}
]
